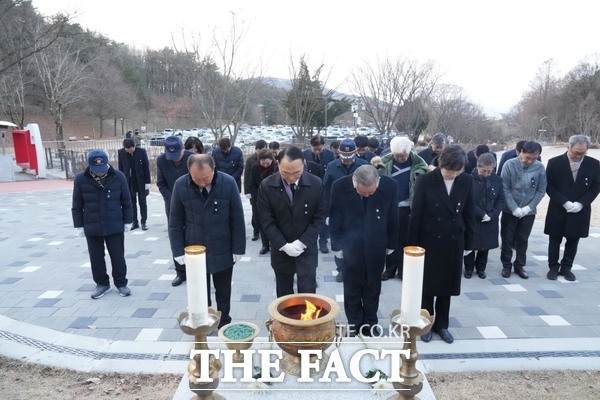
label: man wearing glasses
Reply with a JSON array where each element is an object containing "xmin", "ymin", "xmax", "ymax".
[
  {"xmin": 500, "ymin": 141, "xmax": 547, "ymax": 279},
  {"xmin": 544, "ymin": 135, "xmax": 600, "ymax": 281},
  {"xmin": 257, "ymin": 146, "xmax": 327, "ymax": 297}
]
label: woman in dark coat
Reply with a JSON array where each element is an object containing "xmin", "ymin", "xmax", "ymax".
[
  {"xmin": 464, "ymin": 153, "xmax": 505, "ymax": 279},
  {"xmin": 407, "ymin": 144, "xmax": 475, "ymax": 344},
  {"xmin": 250, "ymin": 148, "xmax": 278, "ymax": 254}
]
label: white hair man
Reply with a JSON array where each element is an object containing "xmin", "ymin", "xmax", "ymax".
[{"xmin": 373, "ymin": 136, "xmax": 428, "ymax": 280}]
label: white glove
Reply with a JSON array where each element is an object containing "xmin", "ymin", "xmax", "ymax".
[
  {"xmin": 512, "ymin": 208, "xmax": 523, "ymax": 218},
  {"xmin": 174, "ymin": 255, "xmax": 185, "ymax": 265},
  {"xmin": 481, "ymin": 214, "xmax": 491, "ymax": 223},
  {"xmin": 325, "ymin": 217, "xmax": 329, "ymax": 225},
  {"xmin": 521, "ymin": 206, "xmax": 531, "ymax": 216},
  {"xmin": 246, "ymin": 193, "xmax": 251, "ymax": 199},
  {"xmin": 280, "ymin": 243, "xmax": 303, "ymax": 257},
  {"xmin": 233, "ymin": 254, "xmax": 243, "ymax": 263},
  {"xmin": 563, "ymin": 201, "xmax": 575, "ymax": 212},
  {"xmin": 386, "ymin": 248, "xmax": 394, "ymax": 255},
  {"xmin": 463, "ymin": 250, "xmax": 473, "ymax": 256},
  {"xmin": 124, "ymin": 224, "xmax": 130, "ymax": 232},
  {"xmin": 76, "ymin": 227, "xmax": 84, "ymax": 237},
  {"xmin": 145, "ymin": 183, "xmax": 151, "ymax": 191},
  {"xmin": 291, "ymin": 239, "xmax": 306, "ymax": 254},
  {"xmin": 332, "ymin": 250, "xmax": 343, "ymax": 259},
  {"xmin": 570, "ymin": 202, "xmax": 583, "ymax": 213}
]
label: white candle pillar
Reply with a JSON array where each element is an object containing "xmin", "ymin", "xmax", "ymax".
[
  {"xmin": 400, "ymin": 246, "xmax": 426, "ymax": 327},
  {"xmin": 185, "ymin": 245, "xmax": 209, "ymax": 328}
]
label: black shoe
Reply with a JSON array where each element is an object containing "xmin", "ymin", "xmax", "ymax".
[
  {"xmin": 259, "ymin": 246, "xmax": 270, "ymax": 255},
  {"xmin": 335, "ymin": 271, "xmax": 344, "ymax": 282},
  {"xmin": 421, "ymin": 331, "xmax": 432, "ymax": 342},
  {"xmin": 130, "ymin": 222, "xmax": 139, "ymax": 231},
  {"xmin": 560, "ymin": 269, "xmax": 576, "ymax": 281},
  {"xmin": 514, "ymin": 268, "xmax": 529, "ymax": 279},
  {"xmin": 477, "ymin": 271, "xmax": 487, "ymax": 279},
  {"xmin": 434, "ymin": 328, "xmax": 454, "ymax": 344},
  {"xmin": 172, "ymin": 275, "xmax": 186, "ymax": 287},
  {"xmin": 320, "ymin": 245, "xmax": 329, "ymax": 254},
  {"xmin": 381, "ymin": 272, "xmax": 393, "ymax": 281},
  {"xmin": 501, "ymin": 267, "xmax": 511, "ymax": 278},
  {"xmin": 141, "ymin": 223, "xmax": 148, "ymax": 231},
  {"xmin": 251, "ymin": 233, "xmax": 259, "ymax": 241},
  {"xmin": 464, "ymin": 270, "xmax": 473, "ymax": 279},
  {"xmin": 547, "ymin": 269, "xmax": 559, "ymax": 280}
]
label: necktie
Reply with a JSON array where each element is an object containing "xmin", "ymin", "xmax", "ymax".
[
  {"xmin": 202, "ymin": 188, "xmax": 209, "ymax": 198},
  {"xmin": 315, "ymin": 154, "xmax": 320, "ymax": 164},
  {"xmin": 290, "ymin": 183, "xmax": 296, "ymax": 195}
]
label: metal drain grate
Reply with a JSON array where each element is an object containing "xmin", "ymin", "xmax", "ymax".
[
  {"xmin": 0, "ymin": 330, "xmax": 189, "ymax": 361},
  {"xmin": 2, "ymin": 330, "xmax": 599, "ymax": 361}
]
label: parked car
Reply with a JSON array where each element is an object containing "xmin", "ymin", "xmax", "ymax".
[{"xmin": 149, "ymin": 134, "xmax": 169, "ymax": 146}]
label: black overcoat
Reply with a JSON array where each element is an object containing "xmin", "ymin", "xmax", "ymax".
[
  {"xmin": 257, "ymin": 172, "xmax": 327, "ymax": 275},
  {"xmin": 471, "ymin": 170, "xmax": 504, "ymax": 250},
  {"xmin": 329, "ymin": 175, "xmax": 399, "ymax": 285},
  {"xmin": 407, "ymin": 169, "xmax": 475, "ymax": 296},
  {"xmin": 544, "ymin": 152, "xmax": 600, "ymax": 238},
  {"xmin": 117, "ymin": 147, "xmax": 150, "ymax": 195}
]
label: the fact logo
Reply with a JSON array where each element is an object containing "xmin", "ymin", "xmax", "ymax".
[{"xmin": 189, "ymin": 348, "xmax": 409, "ymax": 384}]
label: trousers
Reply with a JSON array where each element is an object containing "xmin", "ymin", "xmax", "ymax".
[{"xmin": 86, "ymin": 233, "xmax": 128, "ymax": 287}]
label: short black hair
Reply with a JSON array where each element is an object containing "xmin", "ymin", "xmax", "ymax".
[
  {"xmin": 310, "ymin": 135, "xmax": 325, "ymax": 146},
  {"xmin": 438, "ymin": 144, "xmax": 467, "ymax": 171},
  {"xmin": 255, "ymin": 139, "xmax": 268, "ymax": 150},
  {"xmin": 218, "ymin": 137, "xmax": 231, "ymax": 151},
  {"xmin": 330, "ymin": 140, "xmax": 340, "ymax": 150},
  {"xmin": 367, "ymin": 138, "xmax": 379, "ymax": 148},
  {"xmin": 123, "ymin": 138, "xmax": 135, "ymax": 148},
  {"xmin": 354, "ymin": 135, "xmax": 369, "ymax": 148},
  {"xmin": 184, "ymin": 136, "xmax": 204, "ymax": 153},
  {"xmin": 475, "ymin": 144, "xmax": 490, "ymax": 157},
  {"xmin": 269, "ymin": 141, "xmax": 280, "ymax": 150},
  {"xmin": 281, "ymin": 146, "xmax": 304, "ymax": 162},
  {"xmin": 521, "ymin": 141, "xmax": 542, "ymax": 154},
  {"xmin": 516, "ymin": 140, "xmax": 527, "ymax": 152}
]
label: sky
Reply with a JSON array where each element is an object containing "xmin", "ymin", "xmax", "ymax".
[{"xmin": 32, "ymin": 0, "xmax": 600, "ymax": 117}]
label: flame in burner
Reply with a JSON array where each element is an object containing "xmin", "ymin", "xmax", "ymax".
[{"xmin": 300, "ymin": 300, "xmax": 322, "ymax": 320}]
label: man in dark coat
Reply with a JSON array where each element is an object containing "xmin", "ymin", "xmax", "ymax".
[
  {"xmin": 544, "ymin": 135, "xmax": 600, "ymax": 281},
  {"xmin": 464, "ymin": 153, "xmax": 505, "ymax": 279},
  {"xmin": 323, "ymin": 139, "xmax": 368, "ymax": 281},
  {"xmin": 72, "ymin": 149, "xmax": 133, "ymax": 299},
  {"xmin": 212, "ymin": 137, "xmax": 244, "ymax": 192},
  {"xmin": 257, "ymin": 146, "xmax": 327, "ymax": 297},
  {"xmin": 408, "ymin": 144, "xmax": 475, "ymax": 344},
  {"xmin": 118, "ymin": 138, "xmax": 151, "ymax": 231},
  {"xmin": 329, "ymin": 165, "xmax": 399, "ymax": 337},
  {"xmin": 418, "ymin": 132, "xmax": 446, "ymax": 166},
  {"xmin": 303, "ymin": 134, "xmax": 335, "ymax": 253},
  {"xmin": 169, "ymin": 154, "xmax": 246, "ymax": 328},
  {"xmin": 156, "ymin": 136, "xmax": 194, "ymax": 286}
]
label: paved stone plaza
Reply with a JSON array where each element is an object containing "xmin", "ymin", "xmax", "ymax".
[{"xmin": 1, "ymin": 172, "xmax": 600, "ymax": 398}]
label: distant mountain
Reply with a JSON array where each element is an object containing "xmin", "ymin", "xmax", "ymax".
[{"xmin": 263, "ymin": 77, "xmax": 355, "ymax": 101}]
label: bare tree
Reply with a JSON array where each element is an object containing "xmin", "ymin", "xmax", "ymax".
[
  {"xmin": 351, "ymin": 57, "xmax": 438, "ymax": 134},
  {"xmin": 428, "ymin": 84, "xmax": 497, "ymax": 144},
  {"xmin": 33, "ymin": 35, "xmax": 94, "ymax": 142},
  {"xmin": 176, "ymin": 12, "xmax": 264, "ymax": 145},
  {"xmin": 0, "ymin": 0, "xmax": 70, "ymax": 76},
  {"xmin": 84, "ymin": 53, "xmax": 138, "ymax": 138}
]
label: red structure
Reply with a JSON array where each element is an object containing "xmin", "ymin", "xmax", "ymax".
[{"xmin": 12, "ymin": 129, "xmax": 40, "ymax": 176}]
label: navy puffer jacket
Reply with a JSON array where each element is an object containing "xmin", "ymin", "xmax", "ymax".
[{"xmin": 72, "ymin": 166, "xmax": 133, "ymax": 236}]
